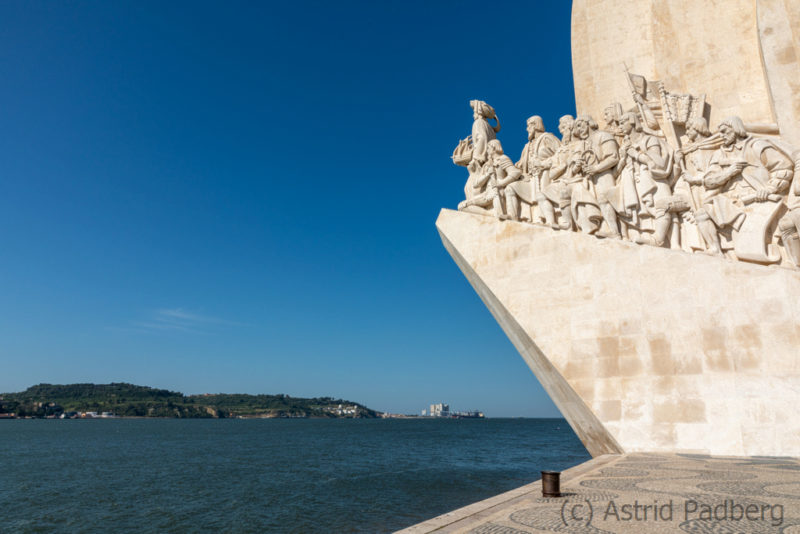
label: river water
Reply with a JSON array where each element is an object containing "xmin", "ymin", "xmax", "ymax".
[{"xmin": 0, "ymin": 418, "xmax": 589, "ymax": 533}]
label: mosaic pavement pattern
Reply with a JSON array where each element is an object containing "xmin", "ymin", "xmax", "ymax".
[{"xmin": 401, "ymin": 454, "xmax": 800, "ymax": 534}]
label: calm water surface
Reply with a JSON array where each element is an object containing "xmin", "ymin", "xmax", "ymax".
[{"xmin": 0, "ymin": 418, "xmax": 589, "ymax": 533}]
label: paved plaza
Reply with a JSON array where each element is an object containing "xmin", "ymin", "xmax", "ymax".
[{"xmin": 399, "ymin": 453, "xmax": 800, "ymax": 533}]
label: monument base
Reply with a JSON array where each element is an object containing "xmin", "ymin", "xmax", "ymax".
[{"xmin": 437, "ymin": 208, "xmax": 800, "ymax": 458}]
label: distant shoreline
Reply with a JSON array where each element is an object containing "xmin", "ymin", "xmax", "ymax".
[
  {"xmin": 0, "ymin": 382, "xmax": 381, "ymax": 420},
  {"xmin": 0, "ymin": 415, "xmax": 573, "ymax": 421}
]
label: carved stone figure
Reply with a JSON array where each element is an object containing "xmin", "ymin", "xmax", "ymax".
[
  {"xmin": 602, "ymin": 102, "xmax": 625, "ymax": 141},
  {"xmin": 676, "ymin": 117, "xmax": 718, "ymax": 178},
  {"xmin": 703, "ymin": 116, "xmax": 794, "ymax": 263},
  {"xmin": 538, "ymin": 115, "xmax": 576, "ymax": 229},
  {"xmin": 449, "ymin": 77, "xmax": 800, "ymax": 269},
  {"xmin": 674, "ymin": 118, "xmax": 724, "ymax": 253},
  {"xmin": 459, "ymin": 140, "xmax": 521, "ymax": 220},
  {"xmin": 505, "ymin": 116, "xmax": 560, "ymax": 222},
  {"xmin": 454, "ymin": 100, "xmax": 502, "ymax": 216},
  {"xmin": 779, "ymin": 159, "xmax": 800, "ymax": 266},
  {"xmin": 611, "ymin": 112, "xmax": 658, "ymax": 228},
  {"xmin": 570, "ymin": 115, "xmax": 621, "ymax": 238},
  {"xmin": 468, "ymin": 100, "xmax": 500, "ymax": 170},
  {"xmin": 611, "ymin": 112, "xmax": 675, "ymax": 246}
]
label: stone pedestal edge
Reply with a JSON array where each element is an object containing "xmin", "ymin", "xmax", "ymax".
[{"xmin": 436, "ymin": 209, "xmax": 623, "ymax": 457}]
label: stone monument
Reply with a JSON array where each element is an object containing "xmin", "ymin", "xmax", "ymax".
[{"xmin": 443, "ymin": 0, "xmax": 800, "ymax": 458}]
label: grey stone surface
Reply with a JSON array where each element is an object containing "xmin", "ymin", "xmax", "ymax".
[{"xmin": 398, "ymin": 454, "xmax": 800, "ymax": 533}]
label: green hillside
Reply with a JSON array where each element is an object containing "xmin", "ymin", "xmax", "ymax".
[{"xmin": 0, "ymin": 383, "xmax": 380, "ymax": 419}]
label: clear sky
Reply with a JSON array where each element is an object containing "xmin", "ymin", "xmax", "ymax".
[{"xmin": 0, "ymin": 1, "xmax": 576, "ymax": 417}]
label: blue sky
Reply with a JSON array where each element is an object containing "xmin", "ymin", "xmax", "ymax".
[{"xmin": 0, "ymin": 1, "xmax": 576, "ymax": 416}]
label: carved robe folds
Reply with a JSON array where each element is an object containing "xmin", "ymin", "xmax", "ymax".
[
  {"xmin": 704, "ymin": 137, "xmax": 794, "ymax": 263},
  {"xmin": 506, "ymin": 133, "xmax": 560, "ymax": 222},
  {"xmin": 451, "ymin": 95, "xmax": 800, "ymax": 269}
]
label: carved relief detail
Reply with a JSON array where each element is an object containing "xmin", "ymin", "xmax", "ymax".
[{"xmin": 452, "ymin": 74, "xmax": 800, "ymax": 269}]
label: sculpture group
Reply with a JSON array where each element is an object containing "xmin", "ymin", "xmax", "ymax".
[{"xmin": 452, "ymin": 74, "xmax": 800, "ymax": 268}]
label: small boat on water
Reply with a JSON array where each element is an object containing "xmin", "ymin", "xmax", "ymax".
[{"xmin": 450, "ymin": 411, "xmax": 484, "ymax": 419}]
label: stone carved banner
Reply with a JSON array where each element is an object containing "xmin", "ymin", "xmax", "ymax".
[{"xmin": 452, "ymin": 78, "xmax": 800, "ymax": 269}]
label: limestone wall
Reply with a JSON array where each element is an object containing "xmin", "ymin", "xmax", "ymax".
[
  {"xmin": 571, "ymin": 0, "xmax": 800, "ymax": 147},
  {"xmin": 757, "ymin": 0, "xmax": 800, "ymax": 147},
  {"xmin": 438, "ymin": 209, "xmax": 800, "ymax": 457}
]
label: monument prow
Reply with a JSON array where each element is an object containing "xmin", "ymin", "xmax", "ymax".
[
  {"xmin": 438, "ymin": 213, "xmax": 622, "ymax": 457},
  {"xmin": 438, "ymin": 208, "xmax": 800, "ymax": 457}
]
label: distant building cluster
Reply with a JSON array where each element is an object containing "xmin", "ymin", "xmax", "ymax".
[
  {"xmin": 0, "ymin": 409, "xmax": 118, "ymax": 420},
  {"xmin": 423, "ymin": 403, "xmax": 484, "ymax": 419},
  {"xmin": 428, "ymin": 403, "xmax": 450, "ymax": 417},
  {"xmin": 66, "ymin": 411, "xmax": 117, "ymax": 419},
  {"xmin": 323, "ymin": 404, "xmax": 359, "ymax": 416}
]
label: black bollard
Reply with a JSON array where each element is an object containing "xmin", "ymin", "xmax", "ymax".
[{"xmin": 541, "ymin": 470, "xmax": 561, "ymax": 497}]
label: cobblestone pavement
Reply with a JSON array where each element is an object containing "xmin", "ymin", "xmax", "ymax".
[{"xmin": 398, "ymin": 454, "xmax": 800, "ymax": 534}]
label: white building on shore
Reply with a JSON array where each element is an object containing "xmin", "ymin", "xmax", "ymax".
[{"xmin": 429, "ymin": 403, "xmax": 449, "ymax": 417}]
